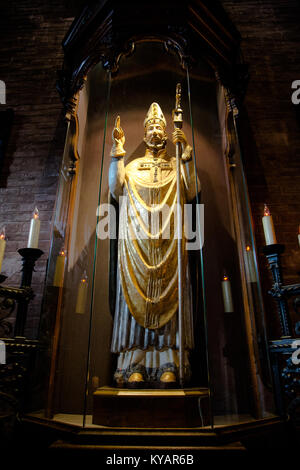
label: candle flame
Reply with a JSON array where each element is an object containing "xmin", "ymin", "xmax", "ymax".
[
  {"xmin": 263, "ymin": 204, "xmax": 271, "ymax": 217},
  {"xmin": 59, "ymin": 249, "xmax": 66, "ymax": 256},
  {"xmin": 81, "ymin": 270, "xmax": 88, "ymax": 283},
  {"xmin": 0, "ymin": 227, "xmax": 5, "ymax": 239},
  {"xmin": 33, "ymin": 207, "xmax": 39, "ymax": 219},
  {"xmin": 246, "ymin": 245, "xmax": 251, "ymax": 252},
  {"xmin": 223, "ymin": 274, "xmax": 229, "ymax": 281}
]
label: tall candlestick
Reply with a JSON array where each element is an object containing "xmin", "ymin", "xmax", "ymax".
[
  {"xmin": 222, "ymin": 273, "xmax": 234, "ymax": 313},
  {"xmin": 27, "ymin": 207, "xmax": 41, "ymax": 248},
  {"xmin": 53, "ymin": 249, "xmax": 66, "ymax": 287},
  {"xmin": 262, "ymin": 204, "xmax": 277, "ymax": 245},
  {"xmin": 245, "ymin": 245, "xmax": 256, "ymax": 283},
  {"xmin": 75, "ymin": 271, "xmax": 88, "ymax": 314},
  {"xmin": 0, "ymin": 227, "xmax": 6, "ymax": 273}
]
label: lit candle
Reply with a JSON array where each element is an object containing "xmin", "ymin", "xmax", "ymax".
[
  {"xmin": 298, "ymin": 225, "xmax": 300, "ymax": 248},
  {"xmin": 0, "ymin": 227, "xmax": 6, "ymax": 273},
  {"xmin": 222, "ymin": 273, "xmax": 234, "ymax": 313},
  {"xmin": 245, "ymin": 245, "xmax": 256, "ymax": 283},
  {"xmin": 53, "ymin": 249, "xmax": 66, "ymax": 287},
  {"xmin": 75, "ymin": 271, "xmax": 88, "ymax": 314},
  {"xmin": 262, "ymin": 204, "xmax": 277, "ymax": 245},
  {"xmin": 27, "ymin": 207, "xmax": 41, "ymax": 248}
]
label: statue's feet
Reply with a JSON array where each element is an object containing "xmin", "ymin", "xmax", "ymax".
[
  {"xmin": 160, "ymin": 371, "xmax": 177, "ymax": 383},
  {"xmin": 128, "ymin": 372, "xmax": 144, "ymax": 383}
]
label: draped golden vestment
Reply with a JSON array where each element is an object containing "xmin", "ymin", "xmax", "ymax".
[{"xmin": 118, "ymin": 148, "xmax": 187, "ymax": 330}]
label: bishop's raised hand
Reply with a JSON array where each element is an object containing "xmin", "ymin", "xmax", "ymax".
[{"xmin": 111, "ymin": 115, "xmax": 126, "ymax": 157}]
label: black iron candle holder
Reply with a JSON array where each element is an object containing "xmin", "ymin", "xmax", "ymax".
[
  {"xmin": 263, "ymin": 243, "xmax": 291, "ymax": 337},
  {"xmin": 0, "ymin": 274, "xmax": 7, "ymax": 284},
  {"xmin": 263, "ymin": 243, "xmax": 300, "ymax": 417},
  {"xmin": 14, "ymin": 247, "xmax": 44, "ymax": 337},
  {"xmin": 263, "ymin": 243, "xmax": 300, "ymax": 338},
  {"xmin": 18, "ymin": 248, "xmax": 44, "ymax": 287}
]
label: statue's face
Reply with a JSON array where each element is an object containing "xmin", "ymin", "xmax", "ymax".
[{"xmin": 144, "ymin": 121, "xmax": 167, "ymax": 150}]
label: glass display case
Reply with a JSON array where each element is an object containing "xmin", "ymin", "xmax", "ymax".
[{"xmin": 28, "ymin": 39, "xmax": 275, "ymax": 430}]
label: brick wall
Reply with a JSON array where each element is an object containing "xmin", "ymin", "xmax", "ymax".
[
  {"xmin": 222, "ymin": 0, "xmax": 300, "ymax": 337},
  {"xmin": 0, "ymin": 1, "xmax": 75, "ymax": 337}
]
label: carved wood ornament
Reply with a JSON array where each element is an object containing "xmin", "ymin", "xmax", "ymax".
[
  {"xmin": 56, "ymin": 0, "xmax": 247, "ymax": 182},
  {"xmin": 57, "ymin": 1, "xmax": 244, "ymax": 111}
]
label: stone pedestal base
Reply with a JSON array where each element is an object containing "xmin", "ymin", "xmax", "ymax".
[{"xmin": 93, "ymin": 387, "xmax": 210, "ymax": 428}]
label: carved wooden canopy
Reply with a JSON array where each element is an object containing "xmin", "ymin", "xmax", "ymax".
[{"xmin": 57, "ymin": 0, "xmax": 247, "ymax": 113}]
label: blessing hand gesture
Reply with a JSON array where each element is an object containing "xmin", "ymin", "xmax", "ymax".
[{"xmin": 111, "ymin": 115, "xmax": 126, "ymax": 157}]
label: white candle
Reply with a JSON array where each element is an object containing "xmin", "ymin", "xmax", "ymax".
[
  {"xmin": 298, "ymin": 225, "xmax": 300, "ymax": 248},
  {"xmin": 222, "ymin": 274, "xmax": 234, "ymax": 313},
  {"xmin": 262, "ymin": 204, "xmax": 277, "ymax": 245},
  {"xmin": 27, "ymin": 207, "xmax": 41, "ymax": 248},
  {"xmin": 245, "ymin": 245, "xmax": 256, "ymax": 283},
  {"xmin": 0, "ymin": 227, "xmax": 6, "ymax": 273},
  {"xmin": 75, "ymin": 272, "xmax": 88, "ymax": 314},
  {"xmin": 53, "ymin": 249, "xmax": 66, "ymax": 287}
]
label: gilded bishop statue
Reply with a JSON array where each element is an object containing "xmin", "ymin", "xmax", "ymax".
[{"xmin": 108, "ymin": 101, "xmax": 200, "ymax": 386}]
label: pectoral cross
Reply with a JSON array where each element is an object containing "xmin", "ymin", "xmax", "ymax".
[{"xmin": 138, "ymin": 159, "xmax": 173, "ymax": 182}]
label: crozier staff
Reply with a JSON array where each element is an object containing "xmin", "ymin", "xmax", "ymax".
[{"xmin": 173, "ymin": 83, "xmax": 184, "ymax": 386}]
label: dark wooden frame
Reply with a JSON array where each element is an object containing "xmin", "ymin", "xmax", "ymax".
[{"xmin": 57, "ymin": 0, "xmax": 246, "ymax": 116}]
